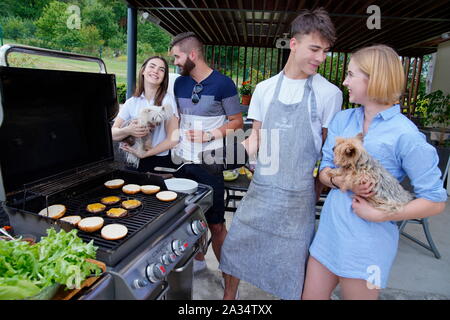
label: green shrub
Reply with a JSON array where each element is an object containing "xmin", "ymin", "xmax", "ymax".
[
  {"xmin": 137, "ymin": 41, "xmax": 155, "ymax": 64},
  {"xmin": 1, "ymin": 16, "xmax": 27, "ymax": 39},
  {"xmin": 116, "ymin": 82, "xmax": 127, "ymax": 104}
]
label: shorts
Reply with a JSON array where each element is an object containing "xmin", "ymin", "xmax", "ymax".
[{"xmin": 176, "ymin": 164, "xmax": 225, "ymax": 225}]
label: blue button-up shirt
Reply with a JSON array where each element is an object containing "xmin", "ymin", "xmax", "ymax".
[
  {"xmin": 309, "ymin": 104, "xmax": 447, "ymax": 288},
  {"xmin": 320, "ymin": 104, "xmax": 446, "ymax": 201}
]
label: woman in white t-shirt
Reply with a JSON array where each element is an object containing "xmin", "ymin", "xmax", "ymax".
[{"xmin": 112, "ymin": 56, "xmax": 179, "ymax": 172}]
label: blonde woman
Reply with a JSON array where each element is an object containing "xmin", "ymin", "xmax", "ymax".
[{"xmin": 302, "ymin": 45, "xmax": 447, "ymax": 300}]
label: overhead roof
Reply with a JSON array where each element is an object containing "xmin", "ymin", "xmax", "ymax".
[{"xmin": 125, "ymin": 0, "xmax": 450, "ymax": 56}]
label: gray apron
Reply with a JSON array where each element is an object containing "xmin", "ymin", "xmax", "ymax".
[{"xmin": 220, "ymin": 72, "xmax": 318, "ymax": 300}]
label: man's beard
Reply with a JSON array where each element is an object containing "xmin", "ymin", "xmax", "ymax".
[{"xmin": 179, "ymin": 57, "xmax": 196, "ymax": 76}]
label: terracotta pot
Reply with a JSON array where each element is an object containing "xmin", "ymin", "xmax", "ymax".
[{"xmin": 241, "ymin": 94, "xmax": 251, "ymax": 105}]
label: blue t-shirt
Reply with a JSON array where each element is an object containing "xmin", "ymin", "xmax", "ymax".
[{"xmin": 173, "ymin": 70, "xmax": 241, "ymax": 161}]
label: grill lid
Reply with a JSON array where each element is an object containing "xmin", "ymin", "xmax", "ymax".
[{"xmin": 0, "ymin": 66, "xmax": 118, "ymax": 195}]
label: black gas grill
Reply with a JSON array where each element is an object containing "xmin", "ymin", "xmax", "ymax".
[{"xmin": 0, "ymin": 45, "xmax": 212, "ymax": 299}]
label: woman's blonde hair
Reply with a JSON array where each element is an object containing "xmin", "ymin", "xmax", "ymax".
[{"xmin": 351, "ymin": 45, "xmax": 405, "ymax": 105}]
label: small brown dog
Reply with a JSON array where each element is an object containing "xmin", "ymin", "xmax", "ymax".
[{"xmin": 328, "ymin": 133, "xmax": 413, "ymax": 214}]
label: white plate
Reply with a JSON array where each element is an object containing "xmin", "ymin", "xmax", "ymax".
[{"xmin": 164, "ymin": 178, "xmax": 198, "ymax": 194}]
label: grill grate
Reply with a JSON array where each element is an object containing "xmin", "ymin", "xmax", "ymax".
[
  {"xmin": 6, "ymin": 168, "xmax": 210, "ymax": 266},
  {"xmin": 59, "ymin": 182, "xmax": 188, "ymax": 251}
]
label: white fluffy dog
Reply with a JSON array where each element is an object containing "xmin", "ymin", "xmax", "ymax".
[{"xmin": 121, "ymin": 104, "xmax": 172, "ymax": 168}]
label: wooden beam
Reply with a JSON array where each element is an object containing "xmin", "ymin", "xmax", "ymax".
[
  {"xmin": 214, "ymin": 0, "xmax": 233, "ymax": 43},
  {"xmin": 243, "ymin": 46, "xmax": 248, "ymax": 82},
  {"xmin": 340, "ymin": 52, "xmax": 348, "ymax": 91},
  {"xmin": 155, "ymin": 0, "xmax": 206, "ymax": 39},
  {"xmin": 190, "ymin": 0, "xmax": 221, "ymax": 43},
  {"xmin": 140, "ymin": 0, "xmax": 183, "ymax": 34},
  {"xmin": 334, "ymin": 52, "xmax": 341, "ymax": 85},
  {"xmin": 177, "ymin": 0, "xmax": 213, "ymax": 42},
  {"xmin": 401, "ymin": 57, "xmax": 411, "ymax": 107},
  {"xmin": 328, "ymin": 52, "xmax": 334, "ymax": 81},
  {"xmin": 407, "ymin": 57, "xmax": 418, "ymax": 114},
  {"xmin": 259, "ymin": 0, "xmax": 267, "ymax": 45},
  {"xmin": 224, "ymin": 0, "xmax": 240, "ymax": 43},
  {"xmin": 263, "ymin": 47, "xmax": 267, "ymax": 79},
  {"xmin": 343, "ymin": 0, "xmax": 442, "ymax": 51},
  {"xmin": 265, "ymin": 0, "xmax": 279, "ymax": 46},
  {"xmin": 410, "ymin": 56, "xmax": 423, "ymax": 117},
  {"xmin": 331, "ymin": 0, "xmax": 377, "ymax": 47},
  {"xmin": 394, "ymin": 23, "xmax": 448, "ymax": 52},
  {"xmin": 201, "ymin": 0, "xmax": 227, "ymax": 43},
  {"xmin": 272, "ymin": 0, "xmax": 292, "ymax": 45},
  {"xmin": 238, "ymin": 0, "xmax": 248, "ymax": 43},
  {"xmin": 250, "ymin": 46, "xmax": 254, "ymax": 83}
]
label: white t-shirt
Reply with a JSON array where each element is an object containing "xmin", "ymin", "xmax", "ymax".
[
  {"xmin": 117, "ymin": 92, "xmax": 179, "ymax": 156},
  {"xmin": 248, "ymin": 72, "xmax": 342, "ymax": 154},
  {"xmin": 168, "ymin": 73, "xmax": 180, "ymax": 97}
]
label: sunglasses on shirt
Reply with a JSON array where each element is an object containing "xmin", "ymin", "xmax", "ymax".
[{"xmin": 191, "ymin": 83, "xmax": 203, "ymax": 104}]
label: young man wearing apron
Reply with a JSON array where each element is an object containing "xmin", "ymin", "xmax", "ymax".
[{"xmin": 218, "ymin": 8, "xmax": 342, "ymax": 300}]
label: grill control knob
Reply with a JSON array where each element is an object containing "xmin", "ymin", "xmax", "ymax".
[
  {"xmin": 146, "ymin": 263, "xmax": 166, "ymax": 283},
  {"xmin": 189, "ymin": 219, "xmax": 207, "ymax": 235},
  {"xmin": 161, "ymin": 252, "xmax": 177, "ymax": 265},
  {"xmin": 171, "ymin": 239, "xmax": 188, "ymax": 256},
  {"xmin": 133, "ymin": 278, "xmax": 149, "ymax": 289}
]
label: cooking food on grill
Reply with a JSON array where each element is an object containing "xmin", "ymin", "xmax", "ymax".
[
  {"xmin": 121, "ymin": 199, "xmax": 142, "ymax": 209},
  {"xmin": 122, "ymin": 184, "xmax": 141, "ymax": 195},
  {"xmin": 106, "ymin": 208, "xmax": 128, "ymax": 218},
  {"xmin": 101, "ymin": 224, "xmax": 128, "ymax": 240},
  {"xmin": 140, "ymin": 185, "xmax": 161, "ymax": 194},
  {"xmin": 101, "ymin": 196, "xmax": 121, "ymax": 205},
  {"xmin": 78, "ymin": 217, "xmax": 104, "ymax": 232},
  {"xmin": 156, "ymin": 191, "xmax": 178, "ymax": 202},
  {"xmin": 59, "ymin": 215, "xmax": 82, "ymax": 226},
  {"xmin": 38, "ymin": 204, "xmax": 66, "ymax": 219},
  {"xmin": 104, "ymin": 179, "xmax": 125, "ymax": 189},
  {"xmin": 86, "ymin": 203, "xmax": 106, "ymax": 213}
]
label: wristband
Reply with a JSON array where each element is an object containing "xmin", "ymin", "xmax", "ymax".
[{"xmin": 330, "ymin": 176, "xmax": 339, "ymax": 189}]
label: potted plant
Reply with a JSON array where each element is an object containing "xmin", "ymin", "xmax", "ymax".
[
  {"xmin": 414, "ymin": 90, "xmax": 450, "ymax": 188},
  {"xmin": 414, "ymin": 90, "xmax": 450, "ymax": 146},
  {"xmin": 239, "ymin": 81, "xmax": 253, "ymax": 105}
]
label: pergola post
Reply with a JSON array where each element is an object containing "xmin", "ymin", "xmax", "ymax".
[{"xmin": 126, "ymin": 5, "xmax": 137, "ymax": 99}]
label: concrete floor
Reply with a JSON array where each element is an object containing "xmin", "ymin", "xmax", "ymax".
[{"xmin": 193, "ymin": 195, "xmax": 450, "ymax": 300}]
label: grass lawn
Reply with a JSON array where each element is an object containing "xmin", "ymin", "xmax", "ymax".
[
  {"xmin": 2, "ymin": 39, "xmax": 242, "ymax": 89},
  {"xmin": 2, "ymin": 39, "xmax": 166, "ymax": 85}
]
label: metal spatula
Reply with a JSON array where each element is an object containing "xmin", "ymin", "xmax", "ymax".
[
  {"xmin": 154, "ymin": 161, "xmax": 194, "ymax": 173},
  {"xmin": 0, "ymin": 227, "xmax": 15, "ymax": 240}
]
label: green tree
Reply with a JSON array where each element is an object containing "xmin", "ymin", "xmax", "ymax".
[
  {"xmin": 82, "ymin": 2, "xmax": 118, "ymax": 46},
  {"xmin": 79, "ymin": 25, "xmax": 104, "ymax": 54},
  {"xmin": 36, "ymin": 1, "xmax": 81, "ymax": 50},
  {"xmin": 0, "ymin": 0, "xmax": 52, "ymax": 19},
  {"xmin": 97, "ymin": 0, "xmax": 127, "ymax": 30},
  {"xmin": 138, "ymin": 20, "xmax": 171, "ymax": 54},
  {"xmin": 1, "ymin": 16, "xmax": 27, "ymax": 39}
]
